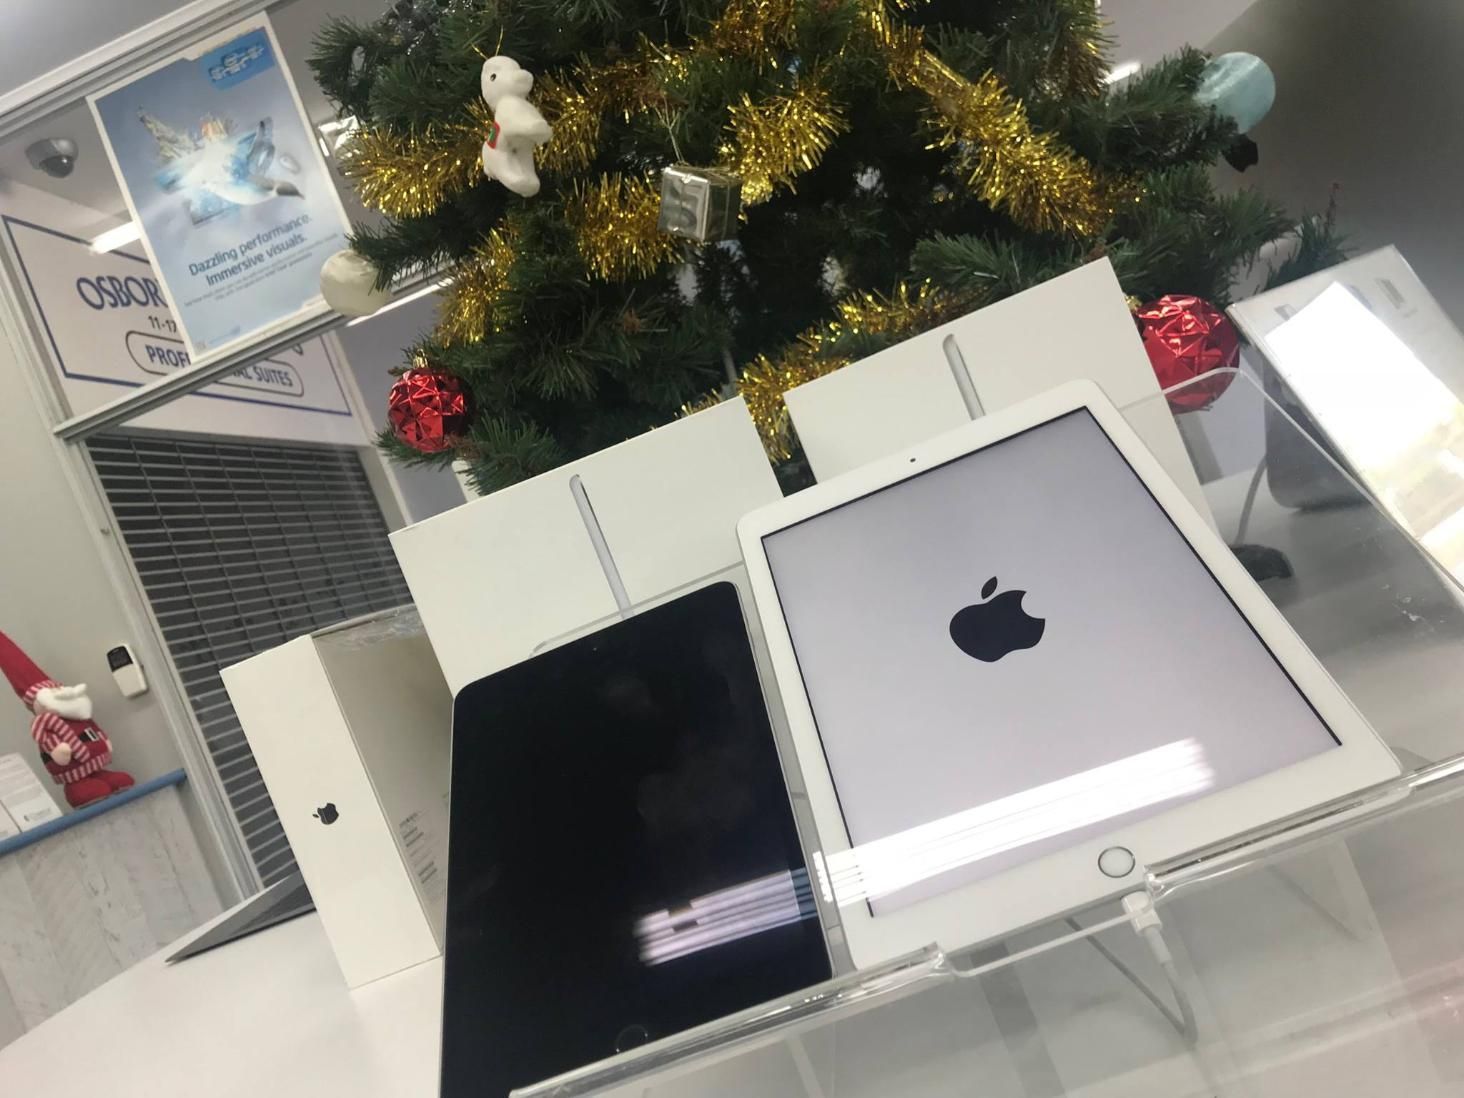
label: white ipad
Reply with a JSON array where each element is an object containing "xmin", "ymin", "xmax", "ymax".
[{"xmin": 738, "ymin": 381, "xmax": 1399, "ymax": 967}]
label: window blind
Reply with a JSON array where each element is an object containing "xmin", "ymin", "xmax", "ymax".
[{"xmin": 87, "ymin": 432, "xmax": 412, "ymax": 886}]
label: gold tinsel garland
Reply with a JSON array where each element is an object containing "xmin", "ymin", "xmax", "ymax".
[
  {"xmin": 704, "ymin": 0, "xmax": 798, "ymax": 64},
  {"xmin": 434, "ymin": 229, "xmax": 518, "ymax": 346},
  {"xmin": 731, "ymin": 282, "xmax": 979, "ymax": 459},
  {"xmin": 568, "ymin": 175, "xmax": 682, "ymax": 282},
  {"xmin": 721, "ymin": 84, "xmax": 847, "ymax": 206},
  {"xmin": 736, "ymin": 347, "xmax": 852, "ymax": 461},
  {"xmin": 536, "ymin": 55, "xmax": 667, "ymax": 175},
  {"xmin": 861, "ymin": 3, "xmax": 1113, "ymax": 238},
  {"xmin": 338, "ymin": 100, "xmax": 494, "ymax": 219},
  {"xmin": 923, "ymin": 65, "xmax": 1113, "ymax": 237},
  {"xmin": 534, "ymin": 0, "xmax": 796, "ymax": 178}
]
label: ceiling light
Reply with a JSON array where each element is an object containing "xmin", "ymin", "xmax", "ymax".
[
  {"xmin": 90, "ymin": 221, "xmax": 142, "ymax": 254},
  {"xmin": 1105, "ymin": 60, "xmax": 1141, "ymax": 84},
  {"xmin": 344, "ymin": 278, "xmax": 450, "ymax": 325}
]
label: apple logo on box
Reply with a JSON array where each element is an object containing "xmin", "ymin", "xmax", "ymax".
[
  {"xmin": 949, "ymin": 576, "xmax": 1045, "ymax": 662},
  {"xmin": 313, "ymin": 802, "xmax": 339, "ymax": 825}
]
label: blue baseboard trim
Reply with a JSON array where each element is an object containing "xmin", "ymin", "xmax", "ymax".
[{"xmin": 0, "ymin": 769, "xmax": 188, "ymax": 859}]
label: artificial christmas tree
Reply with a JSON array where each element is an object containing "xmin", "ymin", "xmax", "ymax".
[{"xmin": 311, "ymin": 0, "xmax": 1335, "ymax": 492}]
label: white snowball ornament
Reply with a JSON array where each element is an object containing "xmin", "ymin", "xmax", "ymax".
[
  {"xmin": 320, "ymin": 249, "xmax": 392, "ymax": 317},
  {"xmin": 480, "ymin": 56, "xmax": 552, "ymax": 198},
  {"xmin": 1196, "ymin": 52, "xmax": 1275, "ymax": 133}
]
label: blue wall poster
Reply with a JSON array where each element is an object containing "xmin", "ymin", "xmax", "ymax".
[{"xmin": 90, "ymin": 18, "xmax": 351, "ymax": 359}]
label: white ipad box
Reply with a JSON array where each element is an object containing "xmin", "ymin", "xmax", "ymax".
[
  {"xmin": 391, "ymin": 397, "xmax": 782, "ymax": 694},
  {"xmin": 222, "ymin": 607, "xmax": 452, "ymax": 988},
  {"xmin": 783, "ymin": 258, "xmax": 1211, "ymax": 518}
]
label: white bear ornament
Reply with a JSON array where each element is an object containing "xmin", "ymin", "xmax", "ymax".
[{"xmin": 480, "ymin": 56, "xmax": 553, "ymax": 197}]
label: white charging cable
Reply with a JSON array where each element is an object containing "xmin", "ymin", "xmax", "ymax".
[
  {"xmin": 1121, "ymin": 891, "xmax": 1198, "ymax": 1045},
  {"xmin": 1064, "ymin": 892, "xmax": 1198, "ymax": 1046}
]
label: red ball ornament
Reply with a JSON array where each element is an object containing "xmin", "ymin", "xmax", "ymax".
[
  {"xmin": 388, "ymin": 365, "xmax": 469, "ymax": 453},
  {"xmin": 1134, "ymin": 294, "xmax": 1240, "ymax": 412}
]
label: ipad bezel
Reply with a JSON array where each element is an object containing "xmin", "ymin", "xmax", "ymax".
[{"xmin": 737, "ymin": 380, "xmax": 1400, "ymax": 967}]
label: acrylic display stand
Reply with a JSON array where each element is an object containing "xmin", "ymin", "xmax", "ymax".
[{"xmin": 508, "ymin": 369, "xmax": 1464, "ymax": 1097}]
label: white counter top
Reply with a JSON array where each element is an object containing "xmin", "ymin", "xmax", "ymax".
[{"xmin": 0, "ymin": 908, "xmax": 443, "ymax": 1097}]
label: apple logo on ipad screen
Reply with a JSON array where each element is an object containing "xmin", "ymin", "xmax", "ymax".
[{"xmin": 949, "ymin": 576, "xmax": 1046, "ymax": 662}]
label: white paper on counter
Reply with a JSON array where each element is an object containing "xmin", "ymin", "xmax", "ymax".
[{"xmin": 0, "ymin": 753, "xmax": 64, "ymax": 829}]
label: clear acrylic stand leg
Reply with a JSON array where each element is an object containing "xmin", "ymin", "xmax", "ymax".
[
  {"xmin": 786, "ymin": 1034, "xmax": 830, "ymax": 1098},
  {"xmin": 964, "ymin": 941, "xmax": 1066, "ymax": 1095}
]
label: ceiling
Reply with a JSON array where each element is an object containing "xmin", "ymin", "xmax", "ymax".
[
  {"xmin": 0, "ymin": 0, "xmax": 1264, "ymax": 227},
  {"xmin": 1097, "ymin": 0, "xmax": 1263, "ymax": 67},
  {"xmin": 2, "ymin": 0, "xmax": 194, "ymax": 96}
]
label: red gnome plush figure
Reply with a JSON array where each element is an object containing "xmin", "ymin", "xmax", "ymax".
[{"xmin": 0, "ymin": 630, "xmax": 134, "ymax": 808}]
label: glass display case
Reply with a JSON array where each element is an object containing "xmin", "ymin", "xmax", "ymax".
[{"xmin": 514, "ymin": 369, "xmax": 1464, "ymax": 1097}]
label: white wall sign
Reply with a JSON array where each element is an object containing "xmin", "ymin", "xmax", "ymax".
[{"xmin": 3, "ymin": 214, "xmax": 366, "ymax": 445}]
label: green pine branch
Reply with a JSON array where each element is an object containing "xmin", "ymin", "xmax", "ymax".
[{"xmin": 325, "ymin": 0, "xmax": 1333, "ymax": 492}]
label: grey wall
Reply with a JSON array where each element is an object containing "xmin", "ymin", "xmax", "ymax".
[
  {"xmin": 1102, "ymin": 0, "xmax": 1262, "ymax": 66},
  {"xmin": 1209, "ymin": 0, "xmax": 1464, "ymax": 328},
  {"xmin": 0, "ymin": 0, "xmax": 191, "ymax": 99}
]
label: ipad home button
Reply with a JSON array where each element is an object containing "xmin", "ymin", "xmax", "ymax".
[
  {"xmin": 615, "ymin": 1024, "xmax": 650, "ymax": 1053},
  {"xmin": 1098, "ymin": 846, "xmax": 1136, "ymax": 879}
]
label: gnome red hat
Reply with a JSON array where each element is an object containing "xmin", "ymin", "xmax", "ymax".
[{"xmin": 0, "ymin": 629, "xmax": 60, "ymax": 713}]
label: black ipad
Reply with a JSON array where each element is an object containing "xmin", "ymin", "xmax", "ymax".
[{"xmin": 439, "ymin": 581, "xmax": 831, "ymax": 1098}]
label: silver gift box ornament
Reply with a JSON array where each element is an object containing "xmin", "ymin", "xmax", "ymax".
[{"xmin": 658, "ymin": 164, "xmax": 742, "ymax": 242}]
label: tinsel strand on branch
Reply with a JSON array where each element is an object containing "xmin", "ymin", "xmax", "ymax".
[
  {"xmin": 863, "ymin": 4, "xmax": 1114, "ymax": 238},
  {"xmin": 721, "ymin": 83, "xmax": 847, "ymax": 205},
  {"xmin": 536, "ymin": 54, "xmax": 665, "ymax": 174},
  {"xmin": 339, "ymin": 100, "xmax": 495, "ymax": 219},
  {"xmin": 735, "ymin": 348, "xmax": 851, "ymax": 461},
  {"xmin": 433, "ymin": 228, "xmax": 518, "ymax": 346},
  {"xmin": 536, "ymin": 0, "xmax": 799, "ymax": 177},
  {"xmin": 703, "ymin": 0, "xmax": 799, "ymax": 65},
  {"xmin": 1039, "ymin": 6, "xmax": 1110, "ymax": 99},
  {"xmin": 730, "ymin": 282, "xmax": 979, "ymax": 458},
  {"xmin": 568, "ymin": 174, "xmax": 682, "ymax": 281},
  {"xmin": 923, "ymin": 64, "xmax": 1116, "ymax": 237}
]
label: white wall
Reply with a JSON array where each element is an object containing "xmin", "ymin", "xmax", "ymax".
[
  {"xmin": 0, "ymin": 318, "xmax": 185, "ymax": 792},
  {"xmin": 0, "ymin": 182, "xmax": 188, "ymax": 789},
  {"xmin": 0, "ymin": 178, "xmax": 268, "ymax": 900}
]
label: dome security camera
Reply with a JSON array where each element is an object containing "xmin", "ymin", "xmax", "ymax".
[{"xmin": 26, "ymin": 137, "xmax": 78, "ymax": 179}]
